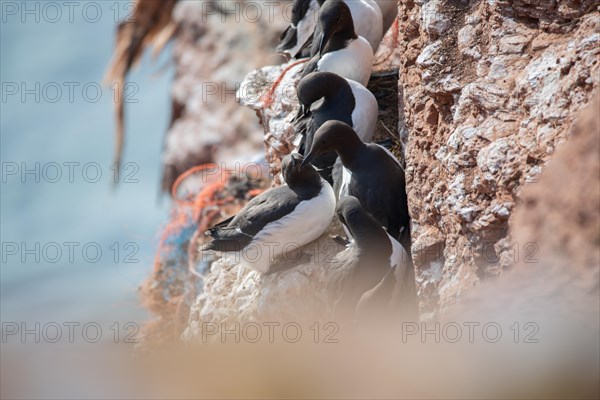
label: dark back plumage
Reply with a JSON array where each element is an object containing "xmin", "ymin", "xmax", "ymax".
[
  {"xmin": 202, "ymin": 153, "xmax": 323, "ymax": 252},
  {"xmin": 304, "ymin": 121, "xmax": 410, "ymax": 241}
]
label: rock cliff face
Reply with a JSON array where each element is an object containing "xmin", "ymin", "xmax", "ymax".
[
  {"xmin": 128, "ymin": 1, "xmax": 599, "ymax": 339},
  {"xmin": 396, "ymin": 0, "xmax": 599, "ymax": 316}
]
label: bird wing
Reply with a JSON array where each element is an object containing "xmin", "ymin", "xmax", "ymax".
[
  {"xmin": 299, "ymin": 55, "xmax": 320, "ymax": 82},
  {"xmin": 295, "ymin": 31, "xmax": 315, "ymax": 59},
  {"xmin": 309, "ymin": 23, "xmax": 323, "ymax": 57},
  {"xmin": 206, "ymin": 186, "xmax": 300, "ymax": 241}
]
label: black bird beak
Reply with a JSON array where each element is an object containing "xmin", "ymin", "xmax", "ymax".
[
  {"xmin": 295, "ymin": 31, "xmax": 314, "ymax": 58},
  {"xmin": 293, "ymin": 104, "xmax": 310, "ymax": 124},
  {"xmin": 301, "ymin": 151, "xmax": 316, "ymax": 168},
  {"xmin": 279, "ymin": 25, "xmax": 291, "ymax": 41},
  {"xmin": 276, "ymin": 26, "xmax": 298, "ymax": 57},
  {"xmin": 289, "ymin": 152, "xmax": 305, "ymax": 168},
  {"xmin": 301, "ymin": 104, "xmax": 310, "ymax": 117},
  {"xmin": 318, "ymin": 32, "xmax": 328, "ymax": 56}
]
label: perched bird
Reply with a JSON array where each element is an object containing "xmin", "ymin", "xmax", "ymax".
[
  {"xmin": 309, "ymin": 0, "xmax": 383, "ymax": 55},
  {"xmin": 295, "ymin": 71, "xmax": 378, "ymax": 179},
  {"xmin": 302, "ymin": 120, "xmax": 410, "ymax": 244},
  {"xmin": 354, "ymin": 260, "xmax": 418, "ymax": 324},
  {"xmin": 278, "ymin": 0, "xmax": 384, "ymax": 59},
  {"xmin": 200, "ymin": 153, "xmax": 336, "ymax": 274},
  {"xmin": 373, "ymin": 0, "xmax": 399, "ymax": 35},
  {"xmin": 300, "ymin": 0, "xmax": 374, "ymax": 87},
  {"xmin": 330, "ymin": 196, "xmax": 416, "ymax": 324},
  {"xmin": 277, "ymin": 0, "xmax": 319, "ymax": 59}
]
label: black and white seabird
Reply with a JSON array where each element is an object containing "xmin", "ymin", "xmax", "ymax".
[
  {"xmin": 329, "ymin": 196, "xmax": 414, "ymax": 323},
  {"xmin": 354, "ymin": 258, "xmax": 418, "ymax": 324},
  {"xmin": 341, "ymin": 0, "xmax": 383, "ymax": 53},
  {"xmin": 278, "ymin": 0, "xmax": 384, "ymax": 59},
  {"xmin": 310, "ymin": 0, "xmax": 383, "ymax": 54},
  {"xmin": 201, "ymin": 153, "xmax": 336, "ymax": 274},
  {"xmin": 278, "ymin": 0, "xmax": 391, "ymax": 59},
  {"xmin": 295, "ymin": 71, "xmax": 378, "ymax": 179},
  {"xmin": 301, "ymin": 0, "xmax": 374, "ymax": 87},
  {"xmin": 277, "ymin": 0, "xmax": 319, "ymax": 59},
  {"xmin": 302, "ymin": 120, "xmax": 410, "ymax": 244}
]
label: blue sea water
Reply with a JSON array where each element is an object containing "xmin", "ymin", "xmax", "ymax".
[{"xmin": 0, "ymin": 3, "xmax": 174, "ymax": 325}]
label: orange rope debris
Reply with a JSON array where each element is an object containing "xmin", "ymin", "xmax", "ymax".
[{"xmin": 260, "ymin": 58, "xmax": 309, "ymax": 108}]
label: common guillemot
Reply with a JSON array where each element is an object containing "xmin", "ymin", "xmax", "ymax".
[
  {"xmin": 278, "ymin": 0, "xmax": 385, "ymax": 58},
  {"xmin": 277, "ymin": 0, "xmax": 319, "ymax": 59},
  {"xmin": 330, "ymin": 196, "xmax": 414, "ymax": 323},
  {"xmin": 302, "ymin": 120, "xmax": 410, "ymax": 244},
  {"xmin": 310, "ymin": 0, "xmax": 383, "ymax": 54},
  {"xmin": 201, "ymin": 153, "xmax": 336, "ymax": 274},
  {"xmin": 300, "ymin": 0, "xmax": 374, "ymax": 87},
  {"xmin": 295, "ymin": 71, "xmax": 378, "ymax": 180}
]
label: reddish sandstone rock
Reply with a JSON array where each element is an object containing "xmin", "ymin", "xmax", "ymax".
[{"xmin": 398, "ymin": 0, "xmax": 599, "ymax": 317}]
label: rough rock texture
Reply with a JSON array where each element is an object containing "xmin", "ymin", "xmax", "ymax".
[
  {"xmin": 397, "ymin": 0, "xmax": 599, "ymax": 317},
  {"xmin": 183, "ymin": 223, "xmax": 347, "ymax": 339},
  {"xmin": 440, "ymin": 98, "xmax": 599, "ymax": 398},
  {"xmin": 445, "ymin": 94, "xmax": 600, "ymax": 332}
]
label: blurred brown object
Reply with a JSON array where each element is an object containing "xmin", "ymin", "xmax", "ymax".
[
  {"xmin": 104, "ymin": 0, "xmax": 179, "ymax": 176},
  {"xmin": 511, "ymin": 93, "xmax": 600, "ymax": 272}
]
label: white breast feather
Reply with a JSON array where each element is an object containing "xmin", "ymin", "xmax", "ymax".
[
  {"xmin": 348, "ymin": 79, "xmax": 378, "ymax": 142},
  {"xmin": 344, "ymin": 0, "xmax": 383, "ymax": 52},
  {"xmin": 388, "ymin": 233, "xmax": 409, "ymax": 271},
  {"xmin": 241, "ymin": 181, "xmax": 336, "ymax": 273},
  {"xmin": 317, "ymin": 37, "xmax": 374, "ymax": 86},
  {"xmin": 339, "ymin": 166, "xmax": 352, "ymax": 200}
]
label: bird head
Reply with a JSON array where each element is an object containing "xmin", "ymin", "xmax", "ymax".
[
  {"xmin": 282, "ymin": 152, "xmax": 319, "ymax": 188},
  {"xmin": 296, "ymin": 71, "xmax": 344, "ymax": 107},
  {"xmin": 302, "ymin": 120, "xmax": 358, "ymax": 167},
  {"xmin": 317, "ymin": 0, "xmax": 354, "ymax": 54}
]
